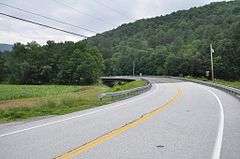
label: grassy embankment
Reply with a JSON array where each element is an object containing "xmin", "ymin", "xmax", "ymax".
[
  {"xmin": 0, "ymin": 80, "xmax": 146, "ymax": 122},
  {"xmin": 109, "ymin": 80, "xmax": 146, "ymax": 92},
  {"xmin": 186, "ymin": 76, "xmax": 240, "ymax": 89},
  {"xmin": 214, "ymin": 79, "xmax": 240, "ymax": 89}
]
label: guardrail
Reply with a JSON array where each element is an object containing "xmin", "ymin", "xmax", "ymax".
[
  {"xmin": 98, "ymin": 78, "xmax": 152, "ymax": 102},
  {"xmin": 171, "ymin": 77, "xmax": 240, "ymax": 99}
]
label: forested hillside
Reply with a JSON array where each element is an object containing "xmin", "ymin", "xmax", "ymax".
[{"xmin": 87, "ymin": 0, "xmax": 240, "ymax": 80}]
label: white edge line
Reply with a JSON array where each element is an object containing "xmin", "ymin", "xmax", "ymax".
[
  {"xmin": 207, "ymin": 89, "xmax": 224, "ymax": 159},
  {"xmin": 0, "ymin": 84, "xmax": 159, "ymax": 138}
]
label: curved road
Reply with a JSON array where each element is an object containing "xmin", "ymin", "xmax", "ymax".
[{"xmin": 0, "ymin": 77, "xmax": 239, "ymax": 159}]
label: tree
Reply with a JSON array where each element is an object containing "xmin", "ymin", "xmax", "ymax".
[
  {"xmin": 0, "ymin": 54, "xmax": 5, "ymax": 81},
  {"xmin": 164, "ymin": 54, "xmax": 183, "ymax": 76},
  {"xmin": 71, "ymin": 48, "xmax": 103, "ymax": 84},
  {"xmin": 4, "ymin": 41, "xmax": 103, "ymax": 85}
]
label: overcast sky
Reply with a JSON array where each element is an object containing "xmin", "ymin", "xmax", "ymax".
[{"xmin": 0, "ymin": 0, "xmax": 227, "ymax": 44}]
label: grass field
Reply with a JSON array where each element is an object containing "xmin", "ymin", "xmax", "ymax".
[
  {"xmin": 0, "ymin": 84, "xmax": 83, "ymax": 101},
  {"xmin": 0, "ymin": 85, "xmax": 109, "ymax": 122},
  {"xmin": 0, "ymin": 80, "xmax": 146, "ymax": 122}
]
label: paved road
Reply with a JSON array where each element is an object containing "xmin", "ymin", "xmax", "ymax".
[{"xmin": 0, "ymin": 77, "xmax": 239, "ymax": 159}]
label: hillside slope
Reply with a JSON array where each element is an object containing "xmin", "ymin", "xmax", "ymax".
[{"xmin": 87, "ymin": 1, "xmax": 240, "ymax": 80}]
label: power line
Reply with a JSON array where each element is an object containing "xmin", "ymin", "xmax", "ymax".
[
  {"xmin": 0, "ymin": 2, "xmax": 97, "ymax": 34},
  {"xmin": 0, "ymin": 12, "xmax": 88, "ymax": 38},
  {"xmin": 91, "ymin": 0, "xmax": 135, "ymax": 21},
  {"xmin": 52, "ymin": 0, "xmax": 108, "ymax": 25}
]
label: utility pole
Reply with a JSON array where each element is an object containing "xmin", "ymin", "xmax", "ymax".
[
  {"xmin": 132, "ymin": 61, "xmax": 135, "ymax": 76},
  {"xmin": 210, "ymin": 44, "xmax": 215, "ymax": 82}
]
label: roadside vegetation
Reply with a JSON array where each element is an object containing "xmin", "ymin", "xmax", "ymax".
[
  {"xmin": 0, "ymin": 85, "xmax": 108, "ymax": 122},
  {"xmin": 215, "ymin": 80, "xmax": 240, "ymax": 89},
  {"xmin": 109, "ymin": 80, "xmax": 146, "ymax": 92},
  {"xmin": 0, "ymin": 80, "xmax": 146, "ymax": 122},
  {"xmin": 186, "ymin": 76, "xmax": 240, "ymax": 89}
]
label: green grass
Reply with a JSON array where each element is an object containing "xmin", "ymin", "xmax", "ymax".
[
  {"xmin": 0, "ymin": 80, "xmax": 147, "ymax": 122},
  {"xmin": 108, "ymin": 80, "xmax": 146, "ymax": 92},
  {"xmin": 0, "ymin": 85, "xmax": 109, "ymax": 122},
  {"xmin": 214, "ymin": 79, "xmax": 240, "ymax": 89},
  {"xmin": 0, "ymin": 84, "xmax": 82, "ymax": 101}
]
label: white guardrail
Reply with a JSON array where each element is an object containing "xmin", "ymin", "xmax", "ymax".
[
  {"xmin": 98, "ymin": 78, "xmax": 152, "ymax": 101},
  {"xmin": 170, "ymin": 77, "xmax": 240, "ymax": 99}
]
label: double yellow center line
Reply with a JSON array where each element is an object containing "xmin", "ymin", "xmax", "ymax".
[{"xmin": 56, "ymin": 88, "xmax": 183, "ymax": 159}]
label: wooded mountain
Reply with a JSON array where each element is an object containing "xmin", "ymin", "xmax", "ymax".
[
  {"xmin": 0, "ymin": 43, "xmax": 13, "ymax": 52},
  {"xmin": 87, "ymin": 0, "xmax": 240, "ymax": 80}
]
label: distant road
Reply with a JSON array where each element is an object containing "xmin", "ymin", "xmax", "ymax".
[{"xmin": 0, "ymin": 77, "xmax": 239, "ymax": 159}]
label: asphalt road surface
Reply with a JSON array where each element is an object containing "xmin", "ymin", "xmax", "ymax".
[{"xmin": 0, "ymin": 77, "xmax": 239, "ymax": 159}]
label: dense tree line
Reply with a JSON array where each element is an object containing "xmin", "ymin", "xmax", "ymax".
[
  {"xmin": 0, "ymin": 41, "xmax": 103, "ymax": 84},
  {"xmin": 88, "ymin": 1, "xmax": 240, "ymax": 80}
]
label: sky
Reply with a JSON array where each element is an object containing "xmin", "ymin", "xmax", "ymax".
[{"xmin": 0, "ymin": 0, "xmax": 227, "ymax": 45}]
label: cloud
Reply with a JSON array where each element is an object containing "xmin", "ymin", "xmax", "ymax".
[{"xmin": 0, "ymin": 0, "xmax": 227, "ymax": 44}]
